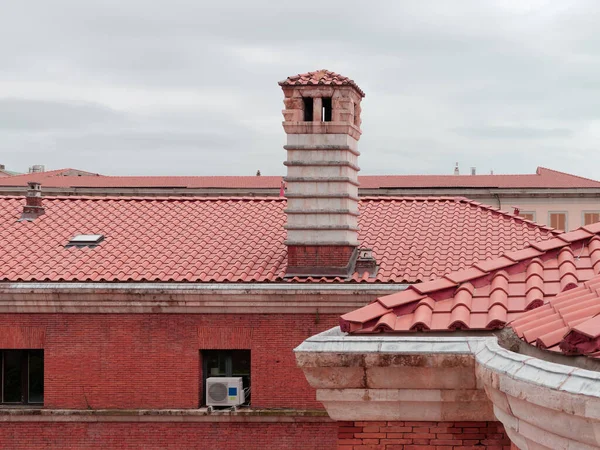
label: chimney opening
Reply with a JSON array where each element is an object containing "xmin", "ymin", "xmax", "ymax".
[
  {"xmin": 303, "ymin": 97, "xmax": 314, "ymax": 121},
  {"xmin": 321, "ymin": 97, "xmax": 332, "ymax": 122}
]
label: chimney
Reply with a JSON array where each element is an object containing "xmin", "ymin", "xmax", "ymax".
[
  {"xmin": 19, "ymin": 182, "xmax": 45, "ymax": 221},
  {"xmin": 279, "ymin": 70, "xmax": 365, "ymax": 277},
  {"xmin": 454, "ymin": 162, "xmax": 460, "ymax": 176},
  {"xmin": 471, "ymin": 167, "xmax": 476, "ymax": 176}
]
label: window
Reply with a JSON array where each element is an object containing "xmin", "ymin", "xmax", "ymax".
[
  {"xmin": 66, "ymin": 234, "xmax": 104, "ymax": 248},
  {"xmin": 584, "ymin": 212, "xmax": 600, "ymax": 226},
  {"xmin": 519, "ymin": 211, "xmax": 536, "ymax": 222},
  {"xmin": 1, "ymin": 350, "xmax": 43, "ymax": 405},
  {"xmin": 321, "ymin": 97, "xmax": 332, "ymax": 122},
  {"xmin": 302, "ymin": 97, "xmax": 313, "ymax": 121},
  {"xmin": 549, "ymin": 212, "xmax": 567, "ymax": 231},
  {"xmin": 201, "ymin": 350, "xmax": 250, "ymax": 405}
]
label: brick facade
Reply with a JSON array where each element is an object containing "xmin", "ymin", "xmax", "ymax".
[
  {"xmin": 338, "ymin": 421, "xmax": 512, "ymax": 449},
  {"xmin": 0, "ymin": 313, "xmax": 338, "ymax": 409},
  {"xmin": 0, "ymin": 421, "xmax": 336, "ymax": 449},
  {"xmin": 287, "ymin": 245, "xmax": 355, "ymax": 272}
]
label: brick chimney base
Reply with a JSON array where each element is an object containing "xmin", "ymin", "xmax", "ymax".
[{"xmin": 286, "ymin": 245, "xmax": 357, "ymax": 277}]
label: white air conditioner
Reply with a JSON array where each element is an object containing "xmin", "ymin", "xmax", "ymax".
[{"xmin": 206, "ymin": 377, "xmax": 245, "ymax": 407}]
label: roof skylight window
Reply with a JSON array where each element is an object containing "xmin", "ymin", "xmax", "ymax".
[{"xmin": 66, "ymin": 234, "xmax": 104, "ymax": 248}]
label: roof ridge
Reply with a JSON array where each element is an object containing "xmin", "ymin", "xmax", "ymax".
[
  {"xmin": 0, "ymin": 195, "xmax": 288, "ymax": 202},
  {"xmin": 537, "ymin": 166, "xmax": 600, "ymax": 185},
  {"xmin": 340, "ymin": 223, "xmax": 600, "ymax": 333},
  {"xmin": 455, "ymin": 197, "xmax": 559, "ymax": 234},
  {"xmin": 4, "ymin": 168, "xmax": 71, "ymax": 179}
]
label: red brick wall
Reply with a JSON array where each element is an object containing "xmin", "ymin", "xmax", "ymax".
[
  {"xmin": 0, "ymin": 313, "xmax": 339, "ymax": 409},
  {"xmin": 338, "ymin": 421, "xmax": 512, "ymax": 449},
  {"xmin": 0, "ymin": 421, "xmax": 336, "ymax": 449},
  {"xmin": 287, "ymin": 245, "xmax": 355, "ymax": 269}
]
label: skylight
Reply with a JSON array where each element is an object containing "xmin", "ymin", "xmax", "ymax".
[{"xmin": 66, "ymin": 234, "xmax": 104, "ymax": 248}]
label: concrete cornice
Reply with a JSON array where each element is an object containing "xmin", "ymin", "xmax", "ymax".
[
  {"xmin": 0, "ymin": 282, "xmax": 406, "ymax": 314},
  {"xmin": 295, "ymin": 327, "xmax": 600, "ymax": 448},
  {"xmin": 0, "ymin": 408, "xmax": 330, "ymax": 423}
]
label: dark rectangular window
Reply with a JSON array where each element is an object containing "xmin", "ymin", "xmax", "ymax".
[
  {"xmin": 303, "ymin": 97, "xmax": 313, "ymax": 121},
  {"xmin": 322, "ymin": 97, "xmax": 332, "ymax": 122},
  {"xmin": 201, "ymin": 350, "xmax": 250, "ymax": 406},
  {"xmin": 1, "ymin": 350, "xmax": 43, "ymax": 405}
]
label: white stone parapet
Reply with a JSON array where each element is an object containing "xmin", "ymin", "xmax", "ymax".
[{"xmin": 295, "ymin": 327, "xmax": 600, "ymax": 449}]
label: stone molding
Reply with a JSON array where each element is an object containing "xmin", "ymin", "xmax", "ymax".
[
  {"xmin": 0, "ymin": 282, "xmax": 405, "ymax": 314},
  {"xmin": 295, "ymin": 328, "xmax": 600, "ymax": 449},
  {"xmin": 0, "ymin": 408, "xmax": 330, "ymax": 423}
]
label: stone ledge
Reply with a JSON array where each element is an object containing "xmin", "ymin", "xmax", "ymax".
[
  {"xmin": 296, "ymin": 327, "xmax": 600, "ymax": 449},
  {"xmin": 0, "ymin": 408, "xmax": 331, "ymax": 423}
]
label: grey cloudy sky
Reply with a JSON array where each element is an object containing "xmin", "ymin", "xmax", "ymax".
[{"xmin": 1, "ymin": 0, "xmax": 600, "ymax": 177}]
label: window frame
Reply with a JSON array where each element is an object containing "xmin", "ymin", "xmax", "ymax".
[
  {"xmin": 582, "ymin": 211, "xmax": 600, "ymax": 226},
  {"xmin": 201, "ymin": 350, "xmax": 250, "ymax": 407},
  {"xmin": 548, "ymin": 211, "xmax": 568, "ymax": 231},
  {"xmin": 518, "ymin": 211, "xmax": 536, "ymax": 222},
  {"xmin": 0, "ymin": 349, "xmax": 44, "ymax": 406}
]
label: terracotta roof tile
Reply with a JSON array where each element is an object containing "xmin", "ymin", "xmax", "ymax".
[
  {"xmin": 509, "ymin": 275, "xmax": 600, "ymax": 356},
  {"xmin": 2, "ymin": 167, "xmax": 599, "ymax": 190},
  {"xmin": 0, "ymin": 196, "xmax": 555, "ymax": 283},
  {"xmin": 340, "ymin": 225, "xmax": 600, "ymax": 335},
  {"xmin": 278, "ymin": 69, "xmax": 365, "ymax": 97}
]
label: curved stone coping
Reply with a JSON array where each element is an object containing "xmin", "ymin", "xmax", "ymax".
[
  {"xmin": 474, "ymin": 336, "xmax": 600, "ymax": 401},
  {"xmin": 295, "ymin": 326, "xmax": 482, "ymax": 354},
  {"xmin": 0, "ymin": 408, "xmax": 330, "ymax": 423},
  {"xmin": 297, "ymin": 327, "xmax": 600, "ymax": 399},
  {"xmin": 296, "ymin": 327, "xmax": 600, "ymax": 448}
]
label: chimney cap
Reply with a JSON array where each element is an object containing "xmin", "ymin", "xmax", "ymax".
[{"xmin": 279, "ymin": 69, "xmax": 365, "ymax": 97}]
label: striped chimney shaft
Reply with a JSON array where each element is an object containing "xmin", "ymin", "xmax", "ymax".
[{"xmin": 279, "ymin": 70, "xmax": 365, "ymax": 277}]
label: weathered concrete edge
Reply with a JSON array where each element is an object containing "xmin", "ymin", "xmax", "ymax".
[
  {"xmin": 295, "ymin": 327, "xmax": 600, "ymax": 398},
  {"xmin": 0, "ymin": 408, "xmax": 331, "ymax": 423}
]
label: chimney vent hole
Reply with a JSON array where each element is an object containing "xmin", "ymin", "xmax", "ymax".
[
  {"xmin": 322, "ymin": 97, "xmax": 332, "ymax": 122},
  {"xmin": 303, "ymin": 97, "xmax": 313, "ymax": 121}
]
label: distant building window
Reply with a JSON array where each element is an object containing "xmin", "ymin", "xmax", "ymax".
[
  {"xmin": 584, "ymin": 212, "xmax": 600, "ymax": 226},
  {"xmin": 549, "ymin": 212, "xmax": 567, "ymax": 231},
  {"xmin": 1, "ymin": 350, "xmax": 43, "ymax": 404},
  {"xmin": 201, "ymin": 350, "xmax": 250, "ymax": 406},
  {"xmin": 519, "ymin": 211, "xmax": 536, "ymax": 222}
]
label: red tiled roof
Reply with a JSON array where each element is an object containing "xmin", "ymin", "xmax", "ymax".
[
  {"xmin": 0, "ymin": 196, "xmax": 555, "ymax": 283},
  {"xmin": 510, "ymin": 275, "xmax": 600, "ymax": 356},
  {"xmin": 1, "ymin": 167, "xmax": 598, "ymax": 189},
  {"xmin": 278, "ymin": 69, "xmax": 365, "ymax": 97},
  {"xmin": 340, "ymin": 224, "xmax": 600, "ymax": 333}
]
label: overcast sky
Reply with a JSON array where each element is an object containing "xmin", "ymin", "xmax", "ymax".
[{"xmin": 1, "ymin": 0, "xmax": 600, "ymax": 177}]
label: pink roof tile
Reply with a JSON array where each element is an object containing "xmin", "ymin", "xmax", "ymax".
[
  {"xmin": 340, "ymin": 230, "xmax": 600, "ymax": 334},
  {"xmin": 1, "ymin": 167, "xmax": 599, "ymax": 190},
  {"xmin": 0, "ymin": 196, "xmax": 556, "ymax": 283},
  {"xmin": 278, "ymin": 69, "xmax": 365, "ymax": 97},
  {"xmin": 510, "ymin": 275, "xmax": 600, "ymax": 356}
]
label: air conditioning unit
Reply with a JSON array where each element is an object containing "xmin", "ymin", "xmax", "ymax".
[{"xmin": 206, "ymin": 377, "xmax": 245, "ymax": 407}]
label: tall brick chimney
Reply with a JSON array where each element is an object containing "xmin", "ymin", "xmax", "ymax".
[
  {"xmin": 19, "ymin": 182, "xmax": 45, "ymax": 221},
  {"xmin": 279, "ymin": 70, "xmax": 365, "ymax": 277}
]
